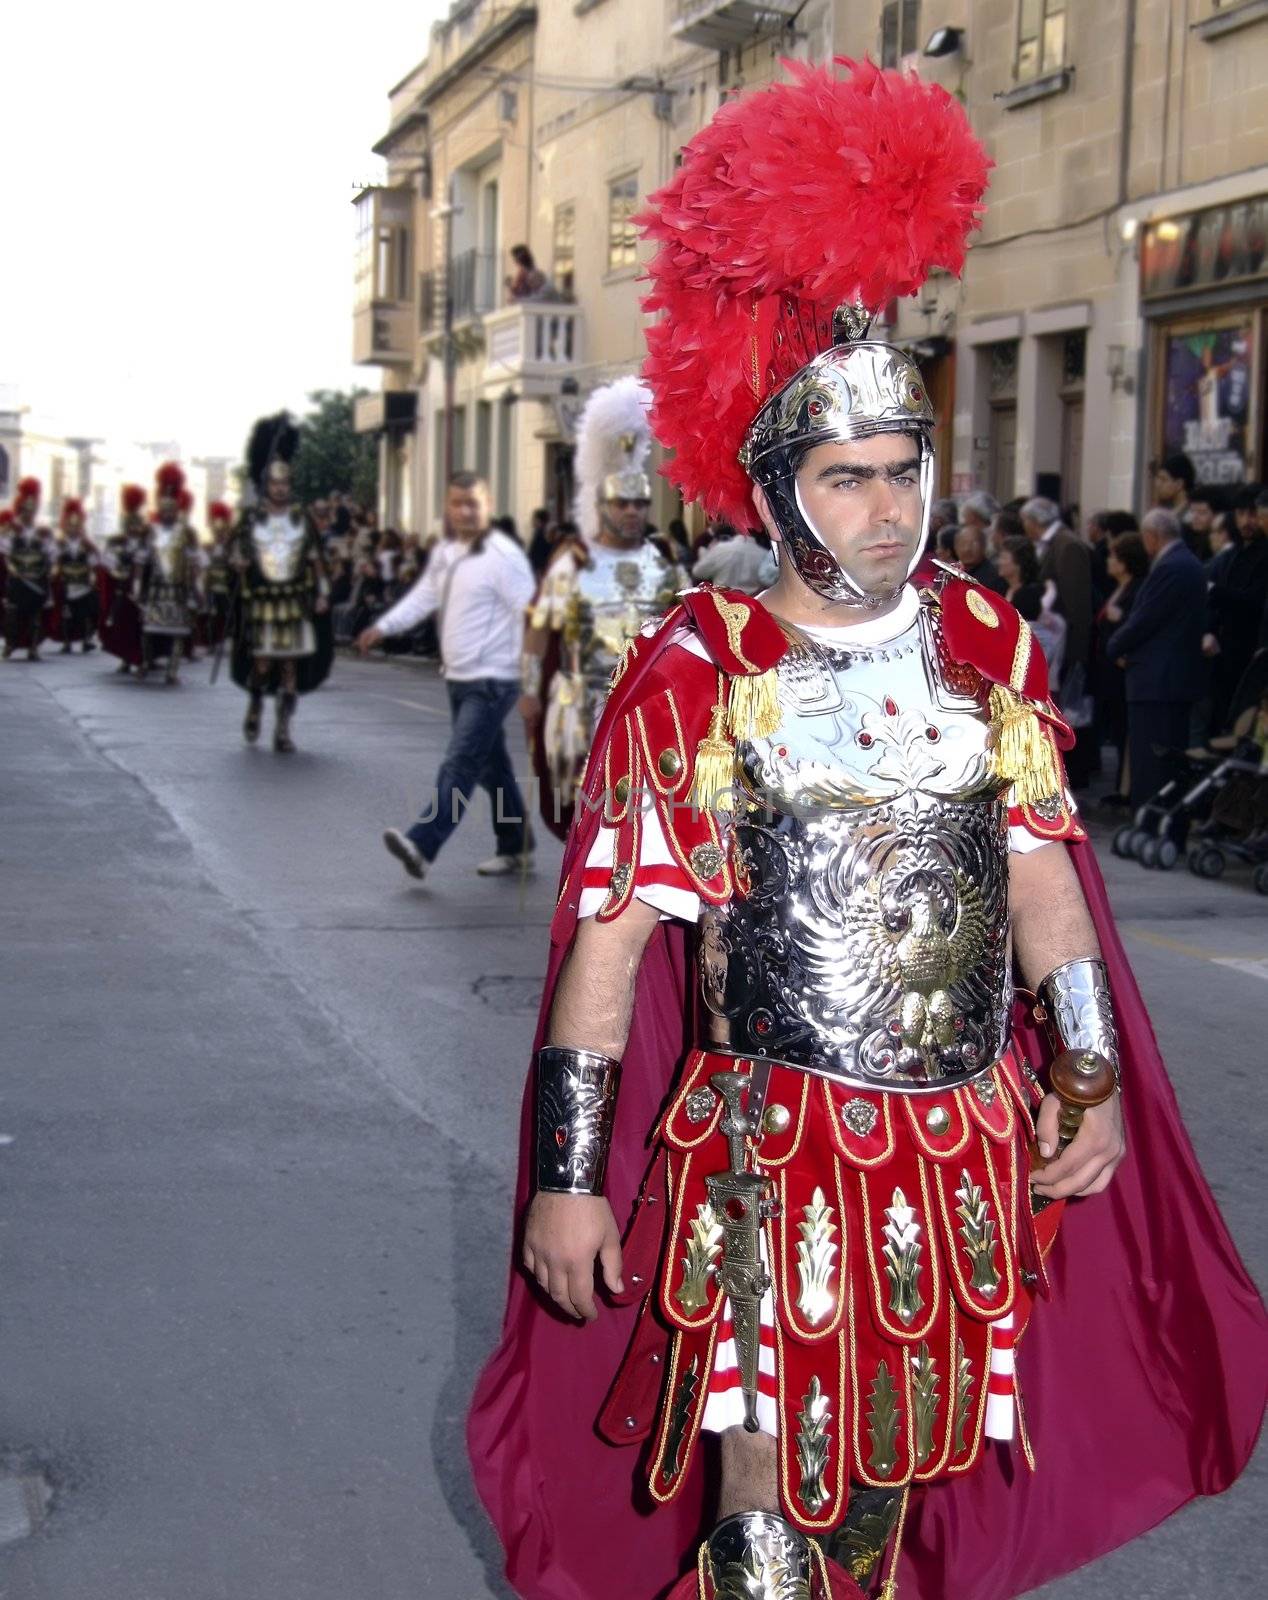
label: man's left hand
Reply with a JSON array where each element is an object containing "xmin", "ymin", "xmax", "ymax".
[{"xmin": 1030, "ymin": 1091, "xmax": 1125, "ymax": 1200}]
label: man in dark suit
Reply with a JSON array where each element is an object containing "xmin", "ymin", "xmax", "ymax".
[
  {"xmin": 1022, "ymin": 495, "xmax": 1095, "ymax": 781},
  {"xmin": 1106, "ymin": 508, "xmax": 1208, "ymax": 809}
]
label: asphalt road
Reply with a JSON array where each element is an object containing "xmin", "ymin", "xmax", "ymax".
[{"xmin": 0, "ymin": 646, "xmax": 1262, "ymax": 1599}]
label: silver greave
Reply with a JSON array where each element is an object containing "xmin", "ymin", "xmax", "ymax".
[{"xmin": 704, "ymin": 1512, "xmax": 816, "ymax": 1600}]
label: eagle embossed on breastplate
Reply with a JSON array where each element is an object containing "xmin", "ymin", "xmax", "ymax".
[
  {"xmin": 253, "ymin": 514, "xmax": 306, "ymax": 583},
  {"xmin": 698, "ymin": 606, "xmax": 1013, "ymax": 1093}
]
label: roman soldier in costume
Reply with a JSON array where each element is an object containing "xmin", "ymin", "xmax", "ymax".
[
  {"xmin": 53, "ymin": 497, "xmax": 100, "ymax": 652},
  {"xmin": 135, "ymin": 462, "xmax": 200, "ymax": 684},
  {"xmin": 3, "ymin": 477, "xmax": 54, "ymax": 661},
  {"xmin": 99, "ymin": 484, "xmax": 150, "ymax": 673},
  {"xmin": 520, "ymin": 377, "xmax": 686, "ymax": 836},
  {"xmin": 201, "ymin": 500, "xmax": 236, "ymax": 649},
  {"xmin": 469, "ymin": 60, "xmax": 1266, "ymax": 1600},
  {"xmin": 230, "ymin": 414, "xmax": 331, "ymax": 753}
]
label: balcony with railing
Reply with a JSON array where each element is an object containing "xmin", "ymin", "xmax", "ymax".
[
  {"xmin": 481, "ymin": 299, "xmax": 583, "ymax": 395},
  {"xmin": 670, "ymin": 0, "xmax": 803, "ymax": 49}
]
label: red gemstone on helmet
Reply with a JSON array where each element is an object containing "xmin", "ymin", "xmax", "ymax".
[
  {"xmin": 857, "ymin": 731, "xmax": 874, "ymax": 748},
  {"xmin": 725, "ymin": 1197, "xmax": 748, "ymax": 1222},
  {"xmin": 926, "ymin": 725, "xmax": 940, "ymax": 742},
  {"xmin": 754, "ymin": 1015, "xmax": 772, "ymax": 1035},
  {"xmin": 554, "ymin": 1126, "xmax": 568, "ymax": 1147},
  {"xmin": 884, "ymin": 696, "xmax": 898, "ymax": 716}
]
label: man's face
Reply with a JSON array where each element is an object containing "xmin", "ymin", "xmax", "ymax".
[
  {"xmin": 158, "ymin": 493, "xmax": 178, "ymax": 523},
  {"xmin": 64, "ymin": 514, "xmax": 83, "ymax": 538},
  {"xmin": 1141, "ymin": 522, "xmax": 1162, "ymax": 559},
  {"xmin": 784, "ymin": 433, "xmax": 923, "ymax": 600},
  {"xmin": 601, "ymin": 496, "xmax": 650, "ymax": 543},
  {"xmin": 17, "ymin": 497, "xmax": 36, "ymax": 525},
  {"xmin": 446, "ymin": 482, "xmax": 490, "ymax": 539},
  {"xmin": 960, "ymin": 508, "xmax": 987, "ymax": 537},
  {"xmin": 1154, "ymin": 467, "xmax": 1182, "ymax": 505},
  {"xmin": 1188, "ymin": 499, "xmax": 1213, "ymax": 534},
  {"xmin": 266, "ymin": 464, "xmax": 291, "ymax": 508},
  {"xmin": 954, "ymin": 526, "xmax": 984, "ymax": 568}
]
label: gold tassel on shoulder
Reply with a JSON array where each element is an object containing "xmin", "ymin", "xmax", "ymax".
[
  {"xmin": 726, "ymin": 667, "xmax": 782, "ymax": 742},
  {"xmin": 692, "ymin": 676, "xmax": 736, "ymax": 812},
  {"xmin": 989, "ymin": 684, "xmax": 1063, "ymax": 809}
]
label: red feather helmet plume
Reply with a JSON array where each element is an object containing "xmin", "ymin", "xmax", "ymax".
[
  {"xmin": 155, "ymin": 461, "xmax": 186, "ymax": 497},
  {"xmin": 60, "ymin": 497, "xmax": 84, "ymax": 525},
  {"xmin": 121, "ymin": 484, "xmax": 146, "ymax": 514},
  {"xmin": 208, "ymin": 500, "xmax": 232, "ymax": 524},
  {"xmin": 177, "ymin": 488, "xmax": 194, "ymax": 514},
  {"xmin": 0, "ymin": 509, "xmax": 12, "ymax": 528},
  {"xmin": 638, "ymin": 57, "xmax": 991, "ymax": 526},
  {"xmin": 14, "ymin": 476, "xmax": 42, "ymax": 509}
]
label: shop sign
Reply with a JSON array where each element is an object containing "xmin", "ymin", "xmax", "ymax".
[{"xmin": 1141, "ymin": 197, "xmax": 1268, "ymax": 300}]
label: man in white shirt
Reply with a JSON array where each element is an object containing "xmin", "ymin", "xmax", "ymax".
[{"xmin": 359, "ymin": 472, "xmax": 536, "ymax": 881}]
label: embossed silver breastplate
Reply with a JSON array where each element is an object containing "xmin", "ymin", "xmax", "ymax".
[
  {"xmin": 575, "ymin": 544, "xmax": 678, "ymax": 682},
  {"xmin": 698, "ymin": 609, "xmax": 1012, "ymax": 1093},
  {"xmin": 253, "ymin": 515, "xmax": 306, "ymax": 583},
  {"xmin": 152, "ymin": 525, "xmax": 186, "ymax": 584}
]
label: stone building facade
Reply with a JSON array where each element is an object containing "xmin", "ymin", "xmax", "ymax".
[{"xmin": 354, "ymin": 0, "xmax": 1268, "ymax": 537}]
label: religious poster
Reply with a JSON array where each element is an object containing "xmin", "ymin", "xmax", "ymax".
[{"xmin": 1159, "ymin": 321, "xmax": 1254, "ymax": 486}]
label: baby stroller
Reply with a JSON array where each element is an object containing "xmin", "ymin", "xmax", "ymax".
[{"xmin": 1112, "ymin": 649, "xmax": 1268, "ymax": 893}]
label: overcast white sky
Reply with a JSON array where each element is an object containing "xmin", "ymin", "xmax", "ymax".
[{"xmin": 1, "ymin": 1, "xmax": 448, "ymax": 459}]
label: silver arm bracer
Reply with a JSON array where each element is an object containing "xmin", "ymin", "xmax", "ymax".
[
  {"xmin": 534, "ymin": 1046, "xmax": 621, "ymax": 1195},
  {"xmin": 1037, "ymin": 957, "xmax": 1122, "ymax": 1088}
]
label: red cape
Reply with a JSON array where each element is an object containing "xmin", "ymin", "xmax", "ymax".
[{"xmin": 468, "ymin": 601, "xmax": 1267, "ymax": 1600}]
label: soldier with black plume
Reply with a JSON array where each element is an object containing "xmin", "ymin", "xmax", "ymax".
[{"xmin": 230, "ymin": 413, "xmax": 332, "ymax": 752}]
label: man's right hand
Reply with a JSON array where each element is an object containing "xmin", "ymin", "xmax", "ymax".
[
  {"xmin": 523, "ymin": 1192, "xmax": 623, "ymax": 1322},
  {"xmin": 519, "ymin": 692, "xmax": 542, "ymax": 728},
  {"xmin": 356, "ymin": 625, "xmax": 383, "ymax": 656}
]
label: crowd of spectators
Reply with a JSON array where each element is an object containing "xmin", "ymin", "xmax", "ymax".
[
  {"xmin": 333, "ymin": 444, "xmax": 1268, "ymax": 819},
  {"xmin": 925, "ymin": 454, "xmax": 1268, "ymax": 811}
]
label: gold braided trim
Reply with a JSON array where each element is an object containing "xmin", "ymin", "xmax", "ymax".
[
  {"xmin": 710, "ymin": 591, "xmax": 759, "ymax": 674},
  {"xmin": 1009, "ymin": 621, "xmax": 1033, "ymax": 694}
]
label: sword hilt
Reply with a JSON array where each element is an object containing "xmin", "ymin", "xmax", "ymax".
[{"xmin": 710, "ymin": 1070, "xmax": 758, "ymax": 1175}]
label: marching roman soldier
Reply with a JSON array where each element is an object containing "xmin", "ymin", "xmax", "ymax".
[
  {"xmin": 135, "ymin": 462, "xmax": 200, "ymax": 684},
  {"xmin": 53, "ymin": 497, "xmax": 99, "ymax": 653},
  {"xmin": 202, "ymin": 500, "xmax": 236, "ymax": 649},
  {"xmin": 100, "ymin": 484, "xmax": 150, "ymax": 673},
  {"xmin": 230, "ymin": 414, "xmax": 331, "ymax": 753},
  {"xmin": 520, "ymin": 377, "xmax": 686, "ymax": 836},
  {"xmin": 469, "ymin": 61, "xmax": 1266, "ymax": 1600},
  {"xmin": 3, "ymin": 477, "xmax": 54, "ymax": 661}
]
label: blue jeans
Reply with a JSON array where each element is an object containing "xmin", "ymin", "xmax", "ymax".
[{"xmin": 407, "ymin": 677, "xmax": 531, "ymax": 862}]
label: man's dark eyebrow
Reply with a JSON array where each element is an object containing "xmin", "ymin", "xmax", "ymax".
[{"xmin": 815, "ymin": 457, "xmax": 920, "ymax": 483}]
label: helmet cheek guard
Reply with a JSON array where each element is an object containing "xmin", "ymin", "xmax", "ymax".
[{"xmin": 742, "ymin": 341, "xmax": 936, "ymax": 607}]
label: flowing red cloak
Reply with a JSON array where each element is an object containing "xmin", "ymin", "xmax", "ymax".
[{"xmin": 467, "ymin": 599, "xmax": 1267, "ymax": 1600}]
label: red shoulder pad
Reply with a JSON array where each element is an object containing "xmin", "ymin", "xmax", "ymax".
[
  {"xmin": 936, "ymin": 572, "xmax": 1051, "ymax": 704},
  {"xmin": 680, "ymin": 585, "xmax": 787, "ymax": 676}
]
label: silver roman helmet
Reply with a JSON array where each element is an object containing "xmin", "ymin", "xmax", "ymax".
[
  {"xmin": 574, "ymin": 376, "xmax": 654, "ymax": 542},
  {"xmin": 739, "ymin": 309, "xmax": 937, "ymax": 606}
]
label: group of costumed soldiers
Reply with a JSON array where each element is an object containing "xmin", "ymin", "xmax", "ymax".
[
  {"xmin": 2, "ymin": 414, "xmax": 331, "ymax": 751},
  {"xmin": 469, "ymin": 58, "xmax": 1266, "ymax": 1600},
  {"xmin": 0, "ymin": 478, "xmax": 103, "ymax": 659}
]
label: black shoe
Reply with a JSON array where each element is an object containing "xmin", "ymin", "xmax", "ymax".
[{"xmin": 243, "ymin": 697, "xmax": 263, "ymax": 744}]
